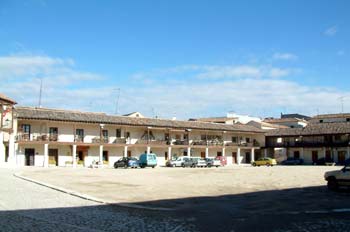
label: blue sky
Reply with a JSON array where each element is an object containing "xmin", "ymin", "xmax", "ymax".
[{"xmin": 0, "ymin": 0, "xmax": 350, "ymax": 119}]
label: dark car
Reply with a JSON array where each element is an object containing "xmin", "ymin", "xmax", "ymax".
[
  {"xmin": 114, "ymin": 157, "xmax": 139, "ymax": 168},
  {"xmin": 313, "ymin": 157, "xmax": 335, "ymax": 166},
  {"xmin": 182, "ymin": 157, "xmax": 196, "ymax": 168},
  {"xmin": 281, "ymin": 157, "xmax": 304, "ymax": 165}
]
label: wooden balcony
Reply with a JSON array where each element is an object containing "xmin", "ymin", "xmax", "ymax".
[
  {"xmin": 113, "ymin": 138, "xmax": 127, "ymax": 144},
  {"xmin": 137, "ymin": 139, "xmax": 168, "ymax": 145}
]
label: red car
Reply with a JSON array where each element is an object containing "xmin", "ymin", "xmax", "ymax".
[{"xmin": 215, "ymin": 156, "xmax": 227, "ymax": 166}]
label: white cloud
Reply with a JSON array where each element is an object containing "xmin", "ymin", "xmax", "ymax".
[
  {"xmin": 324, "ymin": 25, "xmax": 338, "ymax": 36},
  {"xmin": 0, "ymin": 55, "xmax": 347, "ymax": 119},
  {"xmin": 272, "ymin": 53, "xmax": 298, "ymax": 60}
]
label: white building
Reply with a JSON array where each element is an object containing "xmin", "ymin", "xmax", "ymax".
[{"xmin": 1, "ymin": 105, "xmax": 266, "ymax": 168}]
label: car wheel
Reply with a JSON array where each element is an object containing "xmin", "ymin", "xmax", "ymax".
[
  {"xmin": 266, "ymin": 163, "xmax": 270, "ymax": 167},
  {"xmin": 327, "ymin": 178, "xmax": 338, "ymax": 191},
  {"xmin": 252, "ymin": 163, "xmax": 256, "ymax": 167}
]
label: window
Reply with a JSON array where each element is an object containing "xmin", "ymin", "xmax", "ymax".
[
  {"xmin": 347, "ymin": 118, "xmax": 350, "ymax": 122},
  {"xmin": 334, "ymin": 135, "xmax": 342, "ymax": 141},
  {"xmin": 22, "ymin": 124, "xmax": 31, "ymax": 134},
  {"xmin": 116, "ymin": 129, "xmax": 121, "ymax": 138},
  {"xmin": 246, "ymin": 137, "xmax": 251, "ymax": 143},
  {"xmin": 319, "ymin": 120, "xmax": 323, "ymax": 123},
  {"xmin": 232, "ymin": 137, "xmax": 238, "ymax": 143},
  {"xmin": 183, "ymin": 134, "xmax": 188, "ymax": 140},
  {"xmin": 49, "ymin": 127, "xmax": 58, "ymax": 135},
  {"xmin": 124, "ymin": 131, "xmax": 130, "ymax": 138},
  {"xmin": 76, "ymin": 129, "xmax": 84, "ymax": 137}
]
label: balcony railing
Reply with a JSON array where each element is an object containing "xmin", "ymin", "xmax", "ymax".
[
  {"xmin": 173, "ymin": 140, "xmax": 189, "ymax": 145},
  {"xmin": 91, "ymin": 137, "xmax": 109, "ymax": 143},
  {"xmin": 113, "ymin": 138, "xmax": 127, "ymax": 144},
  {"xmin": 74, "ymin": 135, "xmax": 84, "ymax": 143},
  {"xmin": 137, "ymin": 139, "xmax": 168, "ymax": 145},
  {"xmin": 49, "ymin": 134, "xmax": 58, "ymax": 141},
  {"xmin": 192, "ymin": 140, "xmax": 207, "ymax": 146}
]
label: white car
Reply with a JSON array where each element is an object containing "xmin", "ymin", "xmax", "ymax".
[
  {"xmin": 324, "ymin": 165, "xmax": 350, "ymax": 190},
  {"xmin": 167, "ymin": 156, "xmax": 189, "ymax": 167},
  {"xmin": 196, "ymin": 158, "xmax": 207, "ymax": 167}
]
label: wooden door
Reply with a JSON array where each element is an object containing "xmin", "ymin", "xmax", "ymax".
[
  {"xmin": 201, "ymin": 152, "xmax": 205, "ymax": 158},
  {"xmin": 338, "ymin": 151, "xmax": 346, "ymax": 164},
  {"xmin": 103, "ymin": 151, "xmax": 109, "ymax": 162},
  {"xmin": 165, "ymin": 151, "xmax": 168, "ymax": 160},
  {"xmin": 232, "ymin": 152, "xmax": 237, "ymax": 164},
  {"xmin": 127, "ymin": 151, "xmax": 132, "ymax": 157},
  {"xmin": 25, "ymin": 148, "xmax": 35, "ymax": 166},
  {"xmin": 312, "ymin": 151, "xmax": 318, "ymax": 163},
  {"xmin": 217, "ymin": 151, "xmax": 222, "ymax": 157},
  {"xmin": 49, "ymin": 149, "xmax": 58, "ymax": 166},
  {"xmin": 326, "ymin": 150, "xmax": 331, "ymax": 160}
]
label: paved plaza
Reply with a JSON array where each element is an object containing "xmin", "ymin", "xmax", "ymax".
[{"xmin": 2, "ymin": 166, "xmax": 350, "ymax": 231}]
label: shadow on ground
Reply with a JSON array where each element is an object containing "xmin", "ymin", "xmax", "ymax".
[{"xmin": 2, "ymin": 186, "xmax": 350, "ymax": 232}]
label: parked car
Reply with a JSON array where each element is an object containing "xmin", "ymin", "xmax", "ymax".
[
  {"xmin": 281, "ymin": 157, "xmax": 304, "ymax": 165},
  {"xmin": 138, "ymin": 153, "xmax": 157, "ymax": 168},
  {"xmin": 252, "ymin": 157, "xmax": 277, "ymax": 167},
  {"xmin": 313, "ymin": 157, "xmax": 335, "ymax": 166},
  {"xmin": 205, "ymin": 158, "xmax": 221, "ymax": 167},
  {"xmin": 167, "ymin": 156, "xmax": 188, "ymax": 167},
  {"xmin": 114, "ymin": 157, "xmax": 139, "ymax": 168},
  {"xmin": 215, "ymin": 156, "xmax": 227, "ymax": 166},
  {"xmin": 182, "ymin": 157, "xmax": 196, "ymax": 168},
  {"xmin": 324, "ymin": 165, "xmax": 350, "ymax": 190},
  {"xmin": 196, "ymin": 158, "xmax": 208, "ymax": 168}
]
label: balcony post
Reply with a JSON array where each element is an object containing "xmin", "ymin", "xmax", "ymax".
[
  {"xmin": 168, "ymin": 146, "xmax": 172, "ymax": 160},
  {"xmin": 72, "ymin": 144, "xmax": 77, "ymax": 168},
  {"xmin": 43, "ymin": 143, "xmax": 49, "ymax": 167},
  {"xmin": 222, "ymin": 147, "xmax": 226, "ymax": 157},
  {"xmin": 187, "ymin": 147, "xmax": 191, "ymax": 157},
  {"xmin": 147, "ymin": 146, "xmax": 151, "ymax": 154},
  {"xmin": 251, "ymin": 148, "xmax": 255, "ymax": 162},
  {"xmin": 0, "ymin": 131, "xmax": 4, "ymax": 163},
  {"xmin": 99, "ymin": 145, "xmax": 103, "ymax": 164},
  {"xmin": 300, "ymin": 147, "xmax": 304, "ymax": 160},
  {"xmin": 237, "ymin": 148, "xmax": 241, "ymax": 165},
  {"xmin": 205, "ymin": 147, "xmax": 209, "ymax": 158},
  {"xmin": 124, "ymin": 146, "xmax": 128, "ymax": 157},
  {"xmin": 347, "ymin": 146, "xmax": 350, "ymax": 160}
]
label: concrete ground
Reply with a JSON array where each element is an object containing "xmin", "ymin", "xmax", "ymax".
[{"xmin": 3, "ymin": 165, "xmax": 350, "ymax": 231}]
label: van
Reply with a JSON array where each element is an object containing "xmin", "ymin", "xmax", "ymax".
[{"xmin": 139, "ymin": 153, "xmax": 157, "ymax": 168}]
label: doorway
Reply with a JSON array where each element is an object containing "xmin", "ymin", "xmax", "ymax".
[
  {"xmin": 245, "ymin": 152, "xmax": 251, "ymax": 164},
  {"xmin": 103, "ymin": 151, "xmax": 109, "ymax": 163},
  {"xmin": 312, "ymin": 151, "xmax": 318, "ymax": 163},
  {"xmin": 293, "ymin": 151, "xmax": 300, "ymax": 159},
  {"xmin": 49, "ymin": 149, "xmax": 58, "ymax": 166},
  {"xmin": 25, "ymin": 148, "xmax": 35, "ymax": 166},
  {"xmin": 201, "ymin": 152, "xmax": 205, "ymax": 158},
  {"xmin": 217, "ymin": 151, "xmax": 222, "ymax": 157},
  {"xmin": 232, "ymin": 152, "xmax": 237, "ymax": 164},
  {"xmin": 338, "ymin": 151, "xmax": 346, "ymax": 164},
  {"xmin": 5, "ymin": 146, "xmax": 9, "ymax": 162},
  {"xmin": 127, "ymin": 150, "xmax": 132, "ymax": 157},
  {"xmin": 325, "ymin": 150, "xmax": 332, "ymax": 160}
]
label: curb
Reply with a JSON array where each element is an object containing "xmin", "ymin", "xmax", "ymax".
[{"xmin": 13, "ymin": 172, "xmax": 174, "ymax": 211}]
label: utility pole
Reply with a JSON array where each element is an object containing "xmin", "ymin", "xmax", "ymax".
[
  {"xmin": 338, "ymin": 96, "xmax": 345, "ymax": 113},
  {"xmin": 38, "ymin": 77, "xmax": 43, "ymax": 108},
  {"xmin": 114, "ymin": 88, "xmax": 120, "ymax": 115}
]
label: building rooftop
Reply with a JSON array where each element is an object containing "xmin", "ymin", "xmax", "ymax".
[
  {"xmin": 15, "ymin": 106, "xmax": 264, "ymax": 133},
  {"xmin": 266, "ymin": 121, "xmax": 350, "ymax": 136},
  {"xmin": 281, "ymin": 113, "xmax": 310, "ymax": 120},
  {"xmin": 263, "ymin": 117, "xmax": 307, "ymax": 123},
  {"xmin": 0, "ymin": 93, "xmax": 17, "ymax": 105},
  {"xmin": 312, "ymin": 113, "xmax": 350, "ymax": 119}
]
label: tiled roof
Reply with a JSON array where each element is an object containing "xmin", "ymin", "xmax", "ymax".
[
  {"xmin": 263, "ymin": 118, "xmax": 307, "ymax": 123},
  {"xmin": 15, "ymin": 107, "xmax": 264, "ymax": 133},
  {"xmin": 0, "ymin": 93, "xmax": 17, "ymax": 104},
  {"xmin": 266, "ymin": 122, "xmax": 350, "ymax": 136},
  {"xmin": 312, "ymin": 113, "xmax": 350, "ymax": 119}
]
